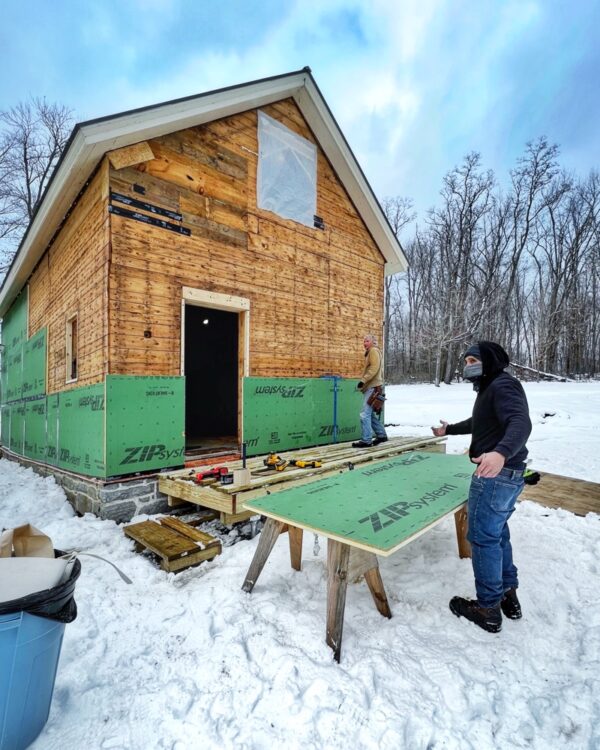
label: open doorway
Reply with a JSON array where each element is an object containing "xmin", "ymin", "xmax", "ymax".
[{"xmin": 184, "ymin": 304, "xmax": 239, "ymax": 454}]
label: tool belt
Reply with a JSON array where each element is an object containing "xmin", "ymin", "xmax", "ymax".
[{"xmin": 367, "ymin": 385, "xmax": 385, "ymax": 413}]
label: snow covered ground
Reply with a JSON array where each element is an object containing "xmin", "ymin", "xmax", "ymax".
[{"xmin": 1, "ymin": 381, "xmax": 599, "ymax": 750}]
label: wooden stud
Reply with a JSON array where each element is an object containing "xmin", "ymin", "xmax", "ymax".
[
  {"xmin": 166, "ymin": 495, "xmax": 188, "ymax": 508},
  {"xmin": 220, "ymin": 509, "xmax": 254, "ymax": 525},
  {"xmin": 326, "ymin": 539, "xmax": 350, "ymax": 663},
  {"xmin": 454, "ymin": 505, "xmax": 471, "ymax": 559},
  {"xmin": 364, "ymin": 567, "xmax": 392, "ymax": 619},
  {"xmin": 241, "ymin": 518, "xmax": 285, "ymax": 593},
  {"xmin": 288, "ymin": 525, "xmax": 303, "ymax": 571},
  {"xmin": 107, "ymin": 142, "xmax": 155, "ymax": 170}
]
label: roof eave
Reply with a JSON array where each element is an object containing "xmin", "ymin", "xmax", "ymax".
[{"xmin": 0, "ymin": 68, "xmax": 406, "ymax": 317}]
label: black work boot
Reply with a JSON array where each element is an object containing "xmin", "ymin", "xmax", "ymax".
[
  {"xmin": 449, "ymin": 596, "xmax": 502, "ymax": 633},
  {"xmin": 352, "ymin": 440, "xmax": 373, "ymax": 448},
  {"xmin": 501, "ymin": 588, "xmax": 522, "ymax": 619},
  {"xmin": 373, "ymin": 436, "xmax": 388, "ymax": 445}
]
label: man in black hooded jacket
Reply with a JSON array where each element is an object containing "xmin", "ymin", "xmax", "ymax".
[{"xmin": 431, "ymin": 341, "xmax": 532, "ymax": 633}]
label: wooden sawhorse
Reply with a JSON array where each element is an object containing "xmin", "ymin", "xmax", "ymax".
[{"xmin": 242, "ymin": 506, "xmax": 470, "ymax": 662}]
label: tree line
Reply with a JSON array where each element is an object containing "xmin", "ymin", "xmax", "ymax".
[
  {"xmin": 384, "ymin": 140, "xmax": 600, "ymax": 383},
  {"xmin": 1, "ymin": 101, "xmax": 598, "ymax": 383},
  {"xmin": 0, "ymin": 99, "xmax": 73, "ymax": 274}
]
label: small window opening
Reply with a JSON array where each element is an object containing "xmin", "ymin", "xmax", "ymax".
[{"xmin": 66, "ymin": 315, "xmax": 78, "ymax": 382}]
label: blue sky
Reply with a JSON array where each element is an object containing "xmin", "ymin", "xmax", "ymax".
[{"xmin": 2, "ymin": 0, "xmax": 599, "ymax": 221}]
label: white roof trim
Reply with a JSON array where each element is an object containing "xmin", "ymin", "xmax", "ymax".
[{"xmin": 0, "ymin": 70, "xmax": 406, "ymax": 317}]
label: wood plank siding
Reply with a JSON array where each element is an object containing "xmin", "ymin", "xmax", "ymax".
[
  {"xmin": 25, "ymin": 98, "xmax": 386, "ymax": 388},
  {"xmin": 28, "ymin": 162, "xmax": 110, "ymax": 392},
  {"xmin": 108, "ymin": 99, "xmax": 385, "ymax": 378}
]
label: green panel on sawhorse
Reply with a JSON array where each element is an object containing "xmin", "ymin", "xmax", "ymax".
[
  {"xmin": 105, "ymin": 376, "xmax": 185, "ymax": 476},
  {"xmin": 244, "ymin": 451, "xmax": 474, "ymax": 555},
  {"xmin": 23, "ymin": 397, "xmax": 47, "ymax": 462},
  {"xmin": 58, "ymin": 385, "xmax": 106, "ymax": 477}
]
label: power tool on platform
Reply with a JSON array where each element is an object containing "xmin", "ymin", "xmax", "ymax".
[
  {"xmin": 263, "ymin": 454, "xmax": 289, "ymax": 472},
  {"xmin": 194, "ymin": 466, "xmax": 233, "ymax": 484},
  {"xmin": 289, "ymin": 459, "xmax": 322, "ymax": 469}
]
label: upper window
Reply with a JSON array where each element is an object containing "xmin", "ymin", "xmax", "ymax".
[{"xmin": 257, "ymin": 111, "xmax": 317, "ymax": 227}]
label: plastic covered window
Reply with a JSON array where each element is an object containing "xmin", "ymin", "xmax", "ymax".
[{"xmin": 257, "ymin": 111, "xmax": 317, "ymax": 227}]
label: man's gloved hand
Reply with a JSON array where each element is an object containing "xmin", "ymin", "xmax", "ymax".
[
  {"xmin": 357, "ymin": 381, "xmax": 364, "ymax": 390},
  {"xmin": 523, "ymin": 470, "xmax": 541, "ymax": 485}
]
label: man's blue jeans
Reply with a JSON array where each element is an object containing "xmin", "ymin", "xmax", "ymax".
[
  {"xmin": 360, "ymin": 387, "xmax": 387, "ymax": 443},
  {"xmin": 467, "ymin": 469, "xmax": 525, "ymax": 608}
]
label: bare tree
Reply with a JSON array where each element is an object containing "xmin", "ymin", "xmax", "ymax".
[
  {"xmin": 382, "ymin": 196, "xmax": 415, "ymax": 378},
  {"xmin": 383, "ymin": 139, "xmax": 600, "ymax": 382},
  {"xmin": 0, "ymin": 98, "xmax": 73, "ymax": 272}
]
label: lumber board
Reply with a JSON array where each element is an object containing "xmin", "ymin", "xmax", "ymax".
[
  {"xmin": 158, "ymin": 516, "xmax": 220, "ymax": 547},
  {"xmin": 108, "ymin": 141, "xmax": 155, "ymax": 170},
  {"xmin": 158, "ymin": 476, "xmax": 235, "ymax": 513},
  {"xmin": 124, "ymin": 517, "xmax": 221, "ymax": 572},
  {"xmin": 160, "ymin": 437, "xmax": 446, "ymax": 513},
  {"xmin": 124, "ymin": 520, "xmax": 200, "ymax": 560},
  {"xmin": 521, "ymin": 472, "xmax": 600, "ymax": 516},
  {"xmin": 161, "ymin": 546, "xmax": 220, "ymax": 572}
]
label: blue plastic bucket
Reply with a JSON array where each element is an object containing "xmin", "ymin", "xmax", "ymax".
[{"xmin": 0, "ymin": 610, "xmax": 66, "ymax": 750}]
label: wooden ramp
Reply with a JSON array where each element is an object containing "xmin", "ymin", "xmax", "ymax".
[
  {"xmin": 521, "ymin": 472, "xmax": 600, "ymax": 516},
  {"xmin": 158, "ymin": 436, "xmax": 446, "ymax": 522}
]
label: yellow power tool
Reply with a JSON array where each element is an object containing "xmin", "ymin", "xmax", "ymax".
[{"xmin": 262, "ymin": 453, "xmax": 289, "ymax": 472}]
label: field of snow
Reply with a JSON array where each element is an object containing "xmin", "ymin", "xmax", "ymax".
[{"xmin": 1, "ymin": 381, "xmax": 599, "ymax": 749}]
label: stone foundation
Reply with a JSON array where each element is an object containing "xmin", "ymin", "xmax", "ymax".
[{"xmin": 1, "ymin": 449, "xmax": 170, "ymax": 522}]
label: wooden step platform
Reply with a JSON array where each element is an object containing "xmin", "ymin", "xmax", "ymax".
[
  {"xmin": 521, "ymin": 471, "xmax": 600, "ymax": 516},
  {"xmin": 158, "ymin": 435, "xmax": 446, "ymax": 521},
  {"xmin": 124, "ymin": 516, "xmax": 222, "ymax": 572}
]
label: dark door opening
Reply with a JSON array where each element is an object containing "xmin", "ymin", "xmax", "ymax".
[{"xmin": 184, "ymin": 304, "xmax": 239, "ymax": 452}]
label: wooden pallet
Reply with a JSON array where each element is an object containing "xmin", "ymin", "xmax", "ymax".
[
  {"xmin": 158, "ymin": 435, "xmax": 446, "ymax": 520},
  {"xmin": 521, "ymin": 471, "xmax": 600, "ymax": 516},
  {"xmin": 124, "ymin": 516, "xmax": 222, "ymax": 572}
]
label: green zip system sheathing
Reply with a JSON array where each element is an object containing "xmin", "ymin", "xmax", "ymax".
[
  {"xmin": 58, "ymin": 384, "xmax": 105, "ymax": 476},
  {"xmin": 1, "ymin": 376, "xmax": 184, "ymax": 479},
  {"xmin": 22, "ymin": 329, "xmax": 47, "ymax": 398},
  {"xmin": 1, "ymin": 290, "xmax": 29, "ymax": 402},
  {"xmin": 105, "ymin": 376, "xmax": 185, "ymax": 476},
  {"xmin": 242, "ymin": 377, "xmax": 366, "ymax": 456},
  {"xmin": 245, "ymin": 451, "xmax": 473, "ymax": 554}
]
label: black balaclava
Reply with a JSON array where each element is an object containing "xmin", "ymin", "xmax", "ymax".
[{"xmin": 474, "ymin": 340, "xmax": 510, "ymax": 392}]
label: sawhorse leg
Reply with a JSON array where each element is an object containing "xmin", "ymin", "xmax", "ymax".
[
  {"xmin": 326, "ymin": 541, "xmax": 392, "ymax": 662},
  {"xmin": 287, "ymin": 526, "xmax": 303, "ymax": 571},
  {"xmin": 242, "ymin": 518, "xmax": 286, "ymax": 593},
  {"xmin": 454, "ymin": 505, "xmax": 471, "ymax": 559}
]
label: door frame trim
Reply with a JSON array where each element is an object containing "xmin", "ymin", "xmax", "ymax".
[{"xmin": 181, "ymin": 287, "xmax": 250, "ymax": 445}]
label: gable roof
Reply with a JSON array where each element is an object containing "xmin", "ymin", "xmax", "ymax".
[{"xmin": 0, "ymin": 67, "xmax": 407, "ymax": 317}]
